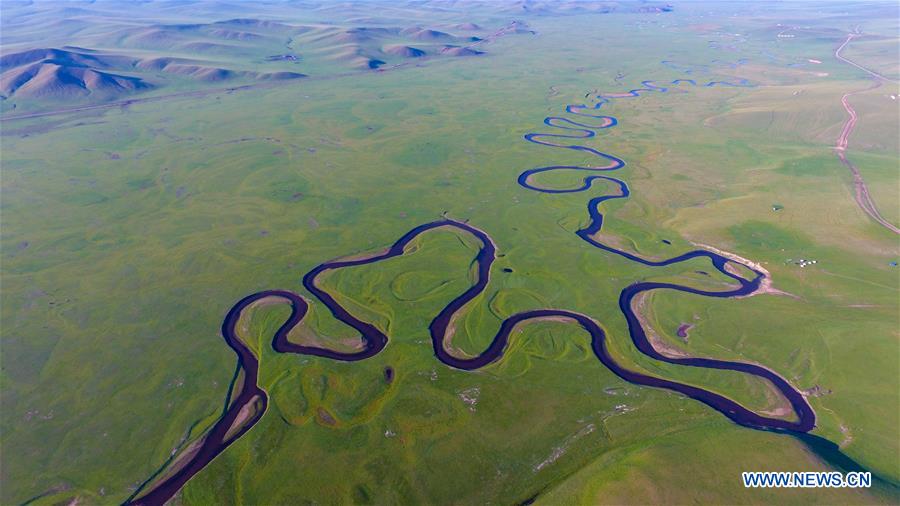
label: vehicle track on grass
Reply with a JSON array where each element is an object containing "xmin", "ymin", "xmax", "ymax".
[{"xmin": 833, "ymin": 32, "xmax": 900, "ymax": 235}]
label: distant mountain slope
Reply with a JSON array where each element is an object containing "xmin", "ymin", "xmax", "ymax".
[
  {"xmin": 0, "ymin": 7, "xmax": 535, "ymax": 110},
  {"xmin": 383, "ymin": 45, "xmax": 427, "ymax": 58},
  {"xmin": 0, "ymin": 47, "xmax": 130, "ymax": 70},
  {"xmin": 136, "ymin": 56, "xmax": 306, "ymax": 81},
  {"xmin": 1, "ymin": 62, "xmax": 150, "ymax": 98},
  {"xmin": 0, "ymin": 47, "xmax": 150, "ymax": 99}
]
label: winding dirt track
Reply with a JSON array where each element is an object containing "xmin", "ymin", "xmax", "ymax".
[
  {"xmin": 128, "ymin": 78, "xmax": 876, "ymax": 506},
  {"xmin": 833, "ymin": 33, "xmax": 900, "ymax": 235}
]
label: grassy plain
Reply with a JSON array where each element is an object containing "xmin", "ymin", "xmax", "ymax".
[{"xmin": 2, "ymin": 1, "xmax": 898, "ymax": 505}]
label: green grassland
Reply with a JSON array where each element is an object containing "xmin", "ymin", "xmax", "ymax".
[
  {"xmin": 2, "ymin": 1, "xmax": 898, "ymax": 505},
  {"xmin": 842, "ymin": 37, "xmax": 900, "ymax": 82}
]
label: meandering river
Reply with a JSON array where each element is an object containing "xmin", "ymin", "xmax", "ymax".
[{"xmin": 129, "ymin": 78, "xmax": 876, "ymax": 505}]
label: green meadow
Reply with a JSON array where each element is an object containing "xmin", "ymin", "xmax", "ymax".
[{"xmin": 2, "ymin": 2, "xmax": 898, "ymax": 504}]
